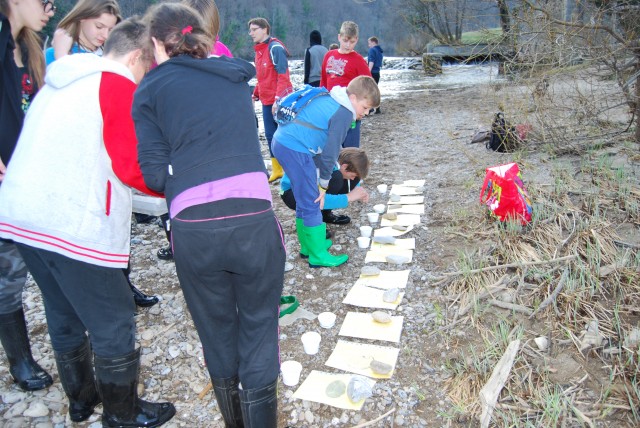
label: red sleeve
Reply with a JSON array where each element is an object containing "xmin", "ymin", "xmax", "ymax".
[
  {"xmin": 357, "ymin": 55, "xmax": 372, "ymax": 77},
  {"xmin": 275, "ymin": 71, "xmax": 293, "ymax": 99},
  {"xmin": 99, "ymin": 72, "xmax": 163, "ymax": 197},
  {"xmin": 320, "ymin": 52, "xmax": 329, "ymax": 88}
]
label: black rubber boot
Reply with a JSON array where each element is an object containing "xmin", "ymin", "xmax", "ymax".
[
  {"xmin": 212, "ymin": 376, "xmax": 244, "ymax": 427},
  {"xmin": 239, "ymin": 380, "xmax": 277, "ymax": 428},
  {"xmin": 95, "ymin": 348, "xmax": 175, "ymax": 427},
  {"xmin": 55, "ymin": 337, "xmax": 101, "ymax": 422},
  {"xmin": 130, "ymin": 284, "xmax": 159, "ymax": 308},
  {"xmin": 0, "ymin": 308, "xmax": 53, "ymax": 391},
  {"xmin": 123, "ymin": 266, "xmax": 159, "ymax": 308}
]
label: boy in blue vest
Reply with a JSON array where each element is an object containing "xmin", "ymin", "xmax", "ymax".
[{"xmin": 272, "ymin": 76, "xmax": 379, "ymax": 268}]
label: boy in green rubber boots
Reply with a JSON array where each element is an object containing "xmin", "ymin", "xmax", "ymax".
[{"xmin": 272, "ymin": 76, "xmax": 380, "ymax": 268}]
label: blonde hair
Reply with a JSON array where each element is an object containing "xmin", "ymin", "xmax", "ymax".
[
  {"xmin": 0, "ymin": 0, "xmax": 46, "ymax": 90},
  {"xmin": 339, "ymin": 21, "xmax": 358, "ymax": 39},
  {"xmin": 347, "ymin": 76, "xmax": 380, "ymax": 108},
  {"xmin": 57, "ymin": 0, "xmax": 122, "ymax": 45},
  {"xmin": 182, "ymin": 0, "xmax": 219, "ymax": 40}
]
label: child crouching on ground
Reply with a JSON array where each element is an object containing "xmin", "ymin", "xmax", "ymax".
[
  {"xmin": 272, "ymin": 76, "xmax": 379, "ymax": 268},
  {"xmin": 280, "ymin": 147, "xmax": 370, "ymax": 227}
]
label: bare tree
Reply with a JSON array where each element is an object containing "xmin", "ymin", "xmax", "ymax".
[
  {"xmin": 522, "ymin": 0, "xmax": 640, "ymax": 143},
  {"xmin": 402, "ymin": 0, "xmax": 470, "ymax": 45}
]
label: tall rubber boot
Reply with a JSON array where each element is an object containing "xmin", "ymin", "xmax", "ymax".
[
  {"xmin": 55, "ymin": 337, "xmax": 101, "ymax": 422},
  {"xmin": 295, "ymin": 218, "xmax": 331, "ymax": 259},
  {"xmin": 268, "ymin": 158, "xmax": 283, "ymax": 183},
  {"xmin": 94, "ymin": 348, "xmax": 175, "ymax": 427},
  {"xmin": 212, "ymin": 376, "xmax": 244, "ymax": 427},
  {"xmin": 239, "ymin": 380, "xmax": 277, "ymax": 428},
  {"xmin": 124, "ymin": 265, "xmax": 159, "ymax": 308},
  {"xmin": 304, "ymin": 223, "xmax": 348, "ymax": 268},
  {"xmin": 0, "ymin": 308, "xmax": 53, "ymax": 391}
]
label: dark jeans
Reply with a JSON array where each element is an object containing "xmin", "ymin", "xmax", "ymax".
[
  {"xmin": 172, "ymin": 208, "xmax": 285, "ymax": 389},
  {"xmin": 342, "ymin": 120, "xmax": 361, "ymax": 148},
  {"xmin": 0, "ymin": 239, "xmax": 27, "ymax": 314},
  {"xmin": 261, "ymin": 104, "xmax": 278, "ymax": 157},
  {"xmin": 17, "ymin": 244, "xmax": 135, "ymax": 357}
]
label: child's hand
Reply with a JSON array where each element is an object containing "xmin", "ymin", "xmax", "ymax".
[
  {"xmin": 52, "ymin": 29, "xmax": 73, "ymax": 59},
  {"xmin": 0, "ymin": 159, "xmax": 6, "ymax": 182},
  {"xmin": 347, "ymin": 186, "xmax": 369, "ymax": 203},
  {"xmin": 314, "ymin": 189, "xmax": 326, "ymax": 209}
]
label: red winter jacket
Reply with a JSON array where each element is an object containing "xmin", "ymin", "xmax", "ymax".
[{"xmin": 252, "ymin": 37, "xmax": 293, "ymax": 105}]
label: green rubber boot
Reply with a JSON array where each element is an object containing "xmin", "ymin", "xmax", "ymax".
[
  {"xmin": 296, "ymin": 218, "xmax": 331, "ymax": 259},
  {"xmin": 304, "ymin": 223, "xmax": 348, "ymax": 268}
]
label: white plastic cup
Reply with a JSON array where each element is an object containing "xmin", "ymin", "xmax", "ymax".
[
  {"xmin": 377, "ymin": 184, "xmax": 388, "ymax": 194},
  {"xmin": 318, "ymin": 312, "xmax": 336, "ymax": 329},
  {"xmin": 359, "ymin": 225, "xmax": 373, "ymax": 238},
  {"xmin": 301, "ymin": 332, "xmax": 321, "ymax": 355},
  {"xmin": 373, "ymin": 204, "xmax": 386, "ymax": 214},
  {"xmin": 357, "ymin": 236, "xmax": 371, "ymax": 249},
  {"xmin": 280, "ymin": 360, "xmax": 303, "ymax": 386},
  {"xmin": 367, "ymin": 212, "xmax": 379, "ymax": 224}
]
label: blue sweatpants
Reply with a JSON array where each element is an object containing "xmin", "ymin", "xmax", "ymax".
[{"xmin": 272, "ymin": 140, "xmax": 323, "ymax": 227}]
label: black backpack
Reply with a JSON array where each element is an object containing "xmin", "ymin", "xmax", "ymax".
[{"xmin": 487, "ymin": 112, "xmax": 519, "ymax": 153}]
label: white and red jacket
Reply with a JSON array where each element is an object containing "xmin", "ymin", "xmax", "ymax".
[
  {"xmin": 0, "ymin": 53, "xmax": 161, "ymax": 268},
  {"xmin": 252, "ymin": 37, "xmax": 293, "ymax": 105}
]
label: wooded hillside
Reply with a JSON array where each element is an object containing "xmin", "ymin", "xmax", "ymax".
[{"xmin": 45, "ymin": 0, "xmax": 504, "ymax": 59}]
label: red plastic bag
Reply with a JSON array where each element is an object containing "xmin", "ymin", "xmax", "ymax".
[{"xmin": 480, "ymin": 163, "xmax": 532, "ymax": 225}]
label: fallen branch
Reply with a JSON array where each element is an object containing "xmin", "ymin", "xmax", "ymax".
[
  {"xmin": 529, "ymin": 268, "xmax": 569, "ymax": 319},
  {"xmin": 479, "ymin": 340, "xmax": 521, "ymax": 428},
  {"xmin": 432, "ymin": 255, "xmax": 576, "ymax": 280},
  {"xmin": 350, "ymin": 407, "xmax": 396, "ymax": 427},
  {"xmin": 488, "ymin": 299, "xmax": 534, "ymax": 316}
]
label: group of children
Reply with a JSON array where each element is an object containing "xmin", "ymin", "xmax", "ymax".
[{"xmin": 0, "ymin": 0, "xmax": 381, "ymax": 427}]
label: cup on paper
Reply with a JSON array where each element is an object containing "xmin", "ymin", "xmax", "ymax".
[
  {"xmin": 301, "ymin": 331, "xmax": 321, "ymax": 355},
  {"xmin": 357, "ymin": 236, "xmax": 370, "ymax": 249},
  {"xmin": 318, "ymin": 312, "xmax": 336, "ymax": 329},
  {"xmin": 367, "ymin": 212, "xmax": 379, "ymax": 224},
  {"xmin": 359, "ymin": 225, "xmax": 373, "ymax": 238},
  {"xmin": 373, "ymin": 204, "xmax": 386, "ymax": 214},
  {"xmin": 280, "ymin": 360, "xmax": 303, "ymax": 386},
  {"xmin": 377, "ymin": 184, "xmax": 388, "ymax": 194}
]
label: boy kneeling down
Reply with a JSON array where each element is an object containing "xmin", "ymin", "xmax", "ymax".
[{"xmin": 272, "ymin": 76, "xmax": 380, "ymax": 268}]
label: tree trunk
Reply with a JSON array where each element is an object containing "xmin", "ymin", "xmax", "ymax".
[{"xmin": 496, "ymin": 0, "xmax": 511, "ymax": 34}]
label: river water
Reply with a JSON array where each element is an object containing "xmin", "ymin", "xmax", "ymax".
[
  {"xmin": 253, "ymin": 58, "xmax": 502, "ymax": 136},
  {"xmin": 286, "ymin": 57, "xmax": 502, "ymax": 99}
]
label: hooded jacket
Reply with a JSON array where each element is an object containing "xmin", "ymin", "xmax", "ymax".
[
  {"xmin": 133, "ymin": 55, "xmax": 270, "ymax": 218},
  {"xmin": 252, "ymin": 37, "xmax": 293, "ymax": 105},
  {"xmin": 273, "ymin": 86, "xmax": 355, "ymax": 187},
  {"xmin": 304, "ymin": 31, "xmax": 328, "ymax": 85},
  {"xmin": 0, "ymin": 53, "xmax": 159, "ymax": 268}
]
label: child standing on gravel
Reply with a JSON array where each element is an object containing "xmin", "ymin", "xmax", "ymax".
[
  {"xmin": 133, "ymin": 4, "xmax": 285, "ymax": 427},
  {"xmin": 0, "ymin": 18, "xmax": 176, "ymax": 426},
  {"xmin": 320, "ymin": 21, "xmax": 372, "ymax": 148},
  {"xmin": 272, "ymin": 76, "xmax": 379, "ymax": 268}
]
